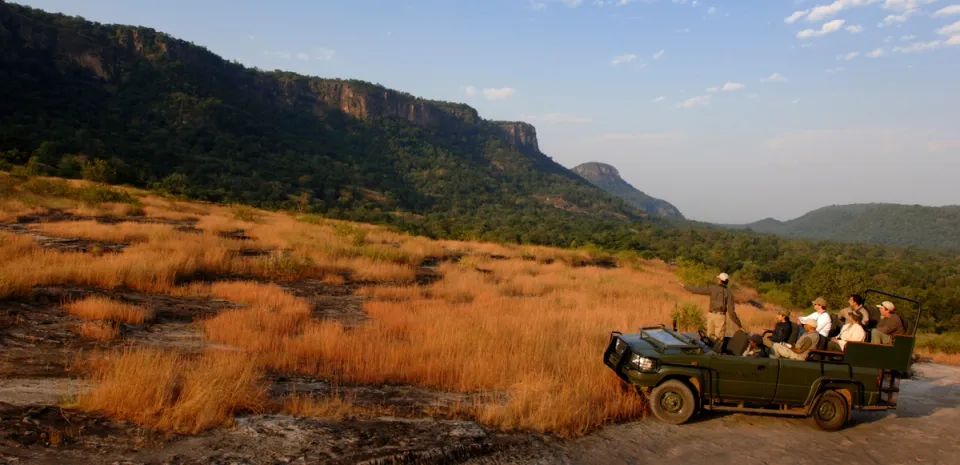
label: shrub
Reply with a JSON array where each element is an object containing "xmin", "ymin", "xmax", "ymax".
[
  {"xmin": 671, "ymin": 302, "xmax": 707, "ymax": 332},
  {"xmin": 231, "ymin": 204, "xmax": 262, "ymax": 222},
  {"xmin": 675, "ymin": 257, "xmax": 718, "ymax": 286}
]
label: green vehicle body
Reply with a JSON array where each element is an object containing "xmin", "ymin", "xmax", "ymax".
[{"xmin": 603, "ymin": 289, "xmax": 919, "ymax": 431}]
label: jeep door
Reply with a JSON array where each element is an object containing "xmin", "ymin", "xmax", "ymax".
[
  {"xmin": 708, "ymin": 355, "xmax": 780, "ymax": 403},
  {"xmin": 774, "ymin": 360, "xmax": 852, "ymax": 405}
]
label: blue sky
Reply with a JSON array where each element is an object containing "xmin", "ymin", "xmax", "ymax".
[{"xmin": 15, "ymin": 0, "xmax": 960, "ymax": 223}]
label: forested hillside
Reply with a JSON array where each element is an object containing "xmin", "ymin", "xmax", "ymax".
[
  {"xmin": 572, "ymin": 162, "xmax": 684, "ymax": 218},
  {"xmin": 0, "ymin": 1, "xmax": 643, "ymax": 244},
  {"xmin": 2, "ymin": 2, "xmax": 960, "ymax": 334},
  {"xmin": 736, "ymin": 204, "xmax": 960, "ymax": 251}
]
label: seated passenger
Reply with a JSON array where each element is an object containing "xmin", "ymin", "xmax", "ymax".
[
  {"xmin": 838, "ymin": 293, "xmax": 871, "ymax": 327},
  {"xmin": 872, "ymin": 301, "xmax": 905, "ymax": 345},
  {"xmin": 743, "ymin": 334, "xmax": 768, "ymax": 357},
  {"xmin": 797, "ymin": 297, "xmax": 832, "ymax": 338},
  {"xmin": 770, "ymin": 319, "xmax": 820, "ymax": 360},
  {"xmin": 764, "ymin": 309, "xmax": 793, "ymax": 348},
  {"xmin": 828, "ymin": 311, "xmax": 866, "ymax": 351}
]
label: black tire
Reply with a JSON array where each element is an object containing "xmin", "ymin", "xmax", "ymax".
[
  {"xmin": 649, "ymin": 380, "xmax": 697, "ymax": 425},
  {"xmin": 811, "ymin": 390, "xmax": 849, "ymax": 431}
]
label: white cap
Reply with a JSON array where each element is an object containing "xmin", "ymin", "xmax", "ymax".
[
  {"xmin": 877, "ymin": 301, "xmax": 896, "ymax": 311},
  {"xmin": 717, "ymin": 272, "xmax": 730, "ymax": 281}
]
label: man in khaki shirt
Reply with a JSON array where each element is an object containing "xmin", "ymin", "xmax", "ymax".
[
  {"xmin": 682, "ymin": 272, "xmax": 743, "ymax": 350},
  {"xmin": 770, "ymin": 319, "xmax": 820, "ymax": 360}
]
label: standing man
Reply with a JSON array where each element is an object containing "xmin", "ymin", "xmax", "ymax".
[{"xmin": 682, "ymin": 272, "xmax": 743, "ymax": 350}]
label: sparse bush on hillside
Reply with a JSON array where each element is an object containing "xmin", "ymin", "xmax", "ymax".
[
  {"xmin": 231, "ymin": 204, "xmax": 262, "ymax": 223},
  {"xmin": 671, "ymin": 303, "xmax": 707, "ymax": 332}
]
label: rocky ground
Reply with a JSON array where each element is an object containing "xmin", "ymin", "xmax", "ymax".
[{"xmin": 2, "ymin": 212, "xmax": 958, "ymax": 464}]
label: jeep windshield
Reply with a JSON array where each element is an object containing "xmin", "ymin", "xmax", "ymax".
[{"xmin": 639, "ymin": 327, "xmax": 703, "ymax": 353}]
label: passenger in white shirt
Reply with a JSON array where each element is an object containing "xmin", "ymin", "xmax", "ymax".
[
  {"xmin": 828, "ymin": 311, "xmax": 866, "ymax": 351},
  {"xmin": 798, "ymin": 297, "xmax": 832, "ymax": 338}
]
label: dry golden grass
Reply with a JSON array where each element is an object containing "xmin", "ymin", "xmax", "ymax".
[
  {"xmin": 76, "ymin": 349, "xmax": 266, "ymax": 434},
  {"xmin": 67, "ymin": 296, "xmax": 154, "ymax": 324},
  {"xmin": 77, "ymin": 321, "xmax": 119, "ymax": 341},
  {"xmin": 917, "ymin": 349, "xmax": 960, "ymax": 366},
  {"xmin": 1, "ymin": 181, "xmax": 795, "ymax": 437},
  {"xmin": 34, "ymin": 221, "xmax": 172, "ymax": 243}
]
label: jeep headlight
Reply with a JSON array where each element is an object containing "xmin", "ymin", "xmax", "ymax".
[{"xmin": 630, "ymin": 354, "xmax": 660, "ymax": 373}]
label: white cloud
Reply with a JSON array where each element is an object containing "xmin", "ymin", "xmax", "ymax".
[
  {"xmin": 949, "ymin": 35, "xmax": 960, "ymax": 45},
  {"xmin": 706, "ymin": 86, "xmax": 720, "ymax": 92},
  {"xmin": 884, "ymin": 35, "xmax": 894, "ymax": 42},
  {"xmin": 883, "ymin": 0, "xmax": 936, "ymax": 11},
  {"xmin": 939, "ymin": 20, "xmax": 960, "ymax": 36},
  {"xmin": 797, "ymin": 19, "xmax": 846, "ymax": 39},
  {"xmin": 792, "ymin": 98, "xmax": 801, "ymax": 104},
  {"xmin": 846, "ymin": 24, "xmax": 865, "ymax": 33},
  {"xmin": 708, "ymin": 6, "xmax": 717, "ymax": 14},
  {"xmin": 611, "ymin": 53, "xmax": 637, "ymax": 65},
  {"xmin": 763, "ymin": 72, "xmax": 788, "ymax": 82},
  {"xmin": 879, "ymin": 9, "xmax": 917, "ymax": 27},
  {"xmin": 893, "ymin": 39, "xmax": 946, "ymax": 53},
  {"xmin": 677, "ymin": 95, "xmax": 711, "ymax": 108},
  {"xmin": 463, "ymin": 86, "xmax": 478, "ymax": 97},
  {"xmin": 721, "ymin": 81, "xmax": 745, "ymax": 91},
  {"xmin": 314, "ymin": 47, "xmax": 336, "ymax": 61},
  {"xmin": 840, "ymin": 51, "xmax": 861, "ymax": 60},
  {"xmin": 807, "ymin": 0, "xmax": 879, "ymax": 22},
  {"xmin": 483, "ymin": 88, "xmax": 517, "ymax": 100},
  {"xmin": 524, "ymin": 112, "xmax": 592, "ymax": 123},
  {"xmin": 785, "ymin": 10, "xmax": 809, "ymax": 24},
  {"xmin": 867, "ymin": 47, "xmax": 886, "ymax": 57},
  {"xmin": 653, "ymin": 96, "xmax": 666, "ymax": 102},
  {"xmin": 653, "ymin": 49, "xmax": 666, "ymax": 60},
  {"xmin": 934, "ymin": 5, "xmax": 960, "ymax": 16},
  {"xmin": 296, "ymin": 52, "xmax": 310, "ymax": 61},
  {"xmin": 901, "ymin": 34, "xmax": 916, "ymax": 41}
]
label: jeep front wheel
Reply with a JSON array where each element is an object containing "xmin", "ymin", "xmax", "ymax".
[
  {"xmin": 649, "ymin": 380, "xmax": 696, "ymax": 425},
  {"xmin": 811, "ymin": 390, "xmax": 849, "ymax": 432}
]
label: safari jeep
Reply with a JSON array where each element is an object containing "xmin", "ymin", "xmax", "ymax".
[{"xmin": 603, "ymin": 289, "xmax": 920, "ymax": 431}]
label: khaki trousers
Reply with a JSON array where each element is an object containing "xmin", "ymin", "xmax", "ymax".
[{"xmin": 707, "ymin": 312, "xmax": 726, "ymax": 342}]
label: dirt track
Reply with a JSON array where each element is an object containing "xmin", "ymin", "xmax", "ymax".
[{"xmin": 474, "ymin": 362, "xmax": 960, "ymax": 465}]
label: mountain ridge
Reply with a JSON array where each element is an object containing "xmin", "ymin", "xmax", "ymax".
[
  {"xmin": 730, "ymin": 203, "xmax": 960, "ymax": 251},
  {"xmin": 572, "ymin": 162, "xmax": 683, "ymax": 218}
]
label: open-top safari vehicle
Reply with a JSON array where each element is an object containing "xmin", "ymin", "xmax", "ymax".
[{"xmin": 603, "ymin": 289, "xmax": 921, "ymax": 431}]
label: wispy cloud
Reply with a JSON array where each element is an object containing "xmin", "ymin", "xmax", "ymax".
[
  {"xmin": 462, "ymin": 86, "xmax": 478, "ymax": 97},
  {"xmin": 523, "ymin": 112, "xmax": 592, "ymax": 123},
  {"xmin": 707, "ymin": 6, "xmax": 717, "ymax": 14},
  {"xmin": 934, "ymin": 5, "xmax": 960, "ymax": 16},
  {"xmin": 901, "ymin": 34, "xmax": 916, "ymax": 41},
  {"xmin": 763, "ymin": 72, "xmax": 788, "ymax": 83},
  {"xmin": 893, "ymin": 39, "xmax": 950, "ymax": 53},
  {"xmin": 721, "ymin": 81, "xmax": 745, "ymax": 91},
  {"xmin": 879, "ymin": 10, "xmax": 917, "ymax": 27},
  {"xmin": 601, "ymin": 132, "xmax": 683, "ymax": 142},
  {"xmin": 846, "ymin": 24, "xmax": 865, "ymax": 33},
  {"xmin": 797, "ymin": 19, "xmax": 845, "ymax": 39},
  {"xmin": 264, "ymin": 51, "xmax": 292, "ymax": 60},
  {"xmin": 867, "ymin": 47, "xmax": 886, "ymax": 57},
  {"xmin": 939, "ymin": 20, "xmax": 960, "ymax": 36},
  {"xmin": 677, "ymin": 95, "xmax": 711, "ymax": 108},
  {"xmin": 611, "ymin": 53, "xmax": 637, "ymax": 65},
  {"xmin": 825, "ymin": 66, "xmax": 845, "ymax": 74},
  {"xmin": 653, "ymin": 49, "xmax": 666, "ymax": 60},
  {"xmin": 482, "ymin": 87, "xmax": 517, "ymax": 100},
  {"xmin": 840, "ymin": 51, "xmax": 861, "ymax": 60},
  {"xmin": 652, "ymin": 96, "xmax": 666, "ymax": 103},
  {"xmin": 785, "ymin": 10, "xmax": 808, "ymax": 24}
]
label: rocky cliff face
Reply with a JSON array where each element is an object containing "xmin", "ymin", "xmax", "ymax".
[
  {"xmin": 572, "ymin": 162, "xmax": 684, "ymax": 218},
  {"xmin": 2, "ymin": 6, "xmax": 538, "ymax": 152}
]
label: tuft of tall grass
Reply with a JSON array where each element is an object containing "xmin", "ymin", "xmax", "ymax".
[
  {"xmin": 67, "ymin": 296, "xmax": 154, "ymax": 324},
  {"xmin": 76, "ymin": 349, "xmax": 267, "ymax": 434}
]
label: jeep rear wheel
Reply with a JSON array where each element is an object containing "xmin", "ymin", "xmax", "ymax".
[
  {"xmin": 649, "ymin": 380, "xmax": 696, "ymax": 425},
  {"xmin": 811, "ymin": 390, "xmax": 849, "ymax": 432}
]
